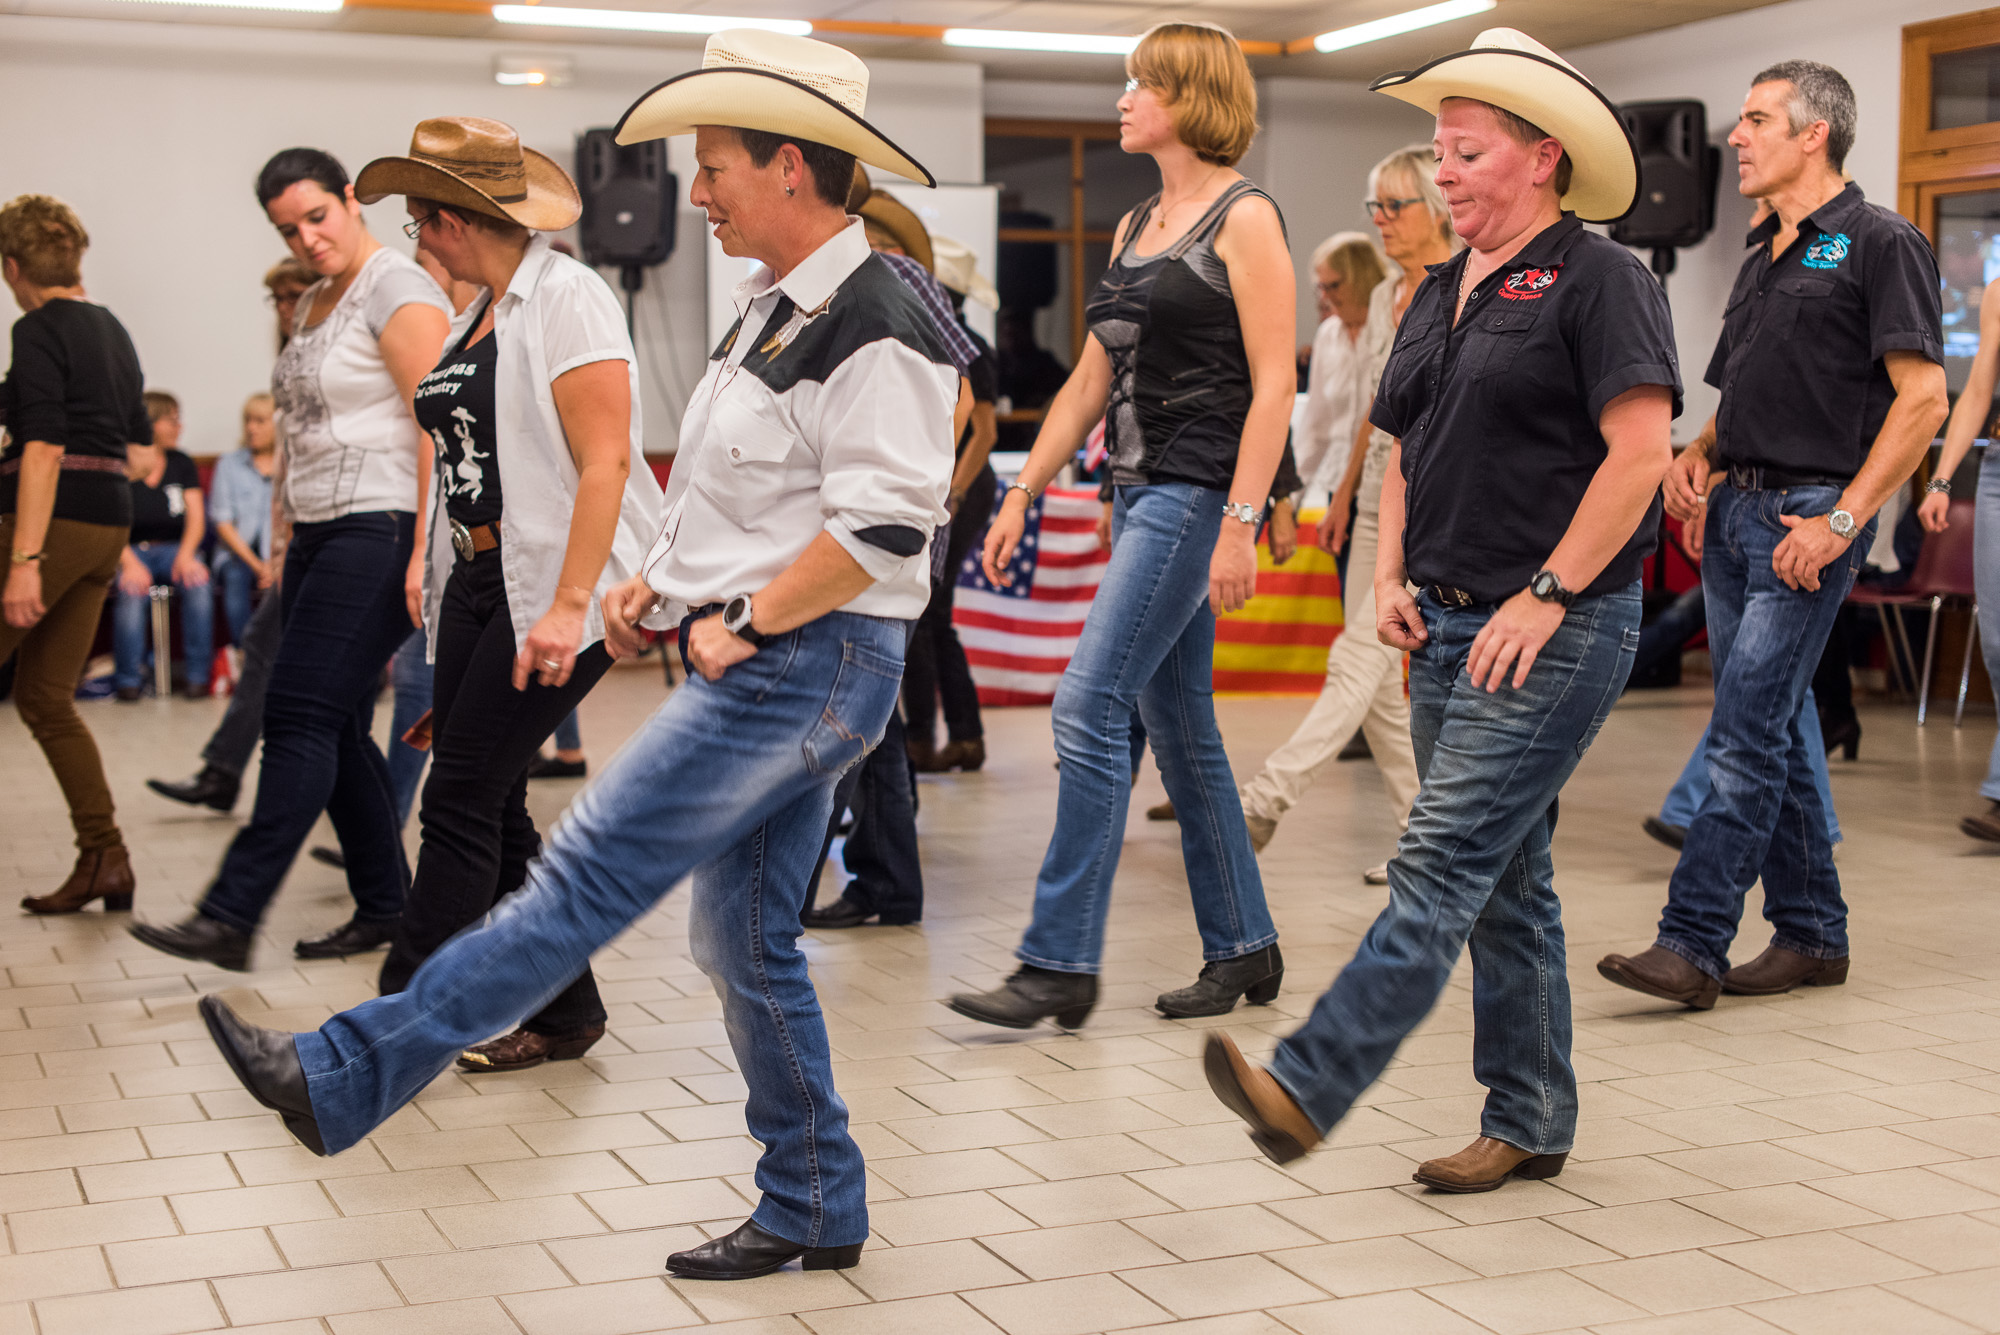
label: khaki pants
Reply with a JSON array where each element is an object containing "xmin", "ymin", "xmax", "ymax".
[
  {"xmin": 1, "ymin": 515, "xmax": 129, "ymax": 851},
  {"xmin": 1239, "ymin": 505, "xmax": 1421, "ymax": 829}
]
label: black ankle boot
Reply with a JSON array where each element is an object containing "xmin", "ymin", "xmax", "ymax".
[
  {"xmin": 1156, "ymin": 943, "xmax": 1284, "ymax": 1018},
  {"xmin": 129, "ymin": 913, "xmax": 252, "ymax": 971},
  {"xmin": 666, "ymin": 1219, "xmax": 862, "ymax": 1280},
  {"xmin": 146, "ymin": 766, "xmax": 240, "ymax": 813},
  {"xmin": 947, "ymin": 965, "xmax": 1097, "ymax": 1030}
]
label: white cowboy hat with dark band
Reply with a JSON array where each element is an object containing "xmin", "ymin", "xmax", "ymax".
[
  {"xmin": 615, "ymin": 29, "xmax": 935, "ymax": 188},
  {"xmin": 931, "ymin": 236, "xmax": 999, "ymax": 311},
  {"xmin": 356, "ymin": 117, "xmax": 580, "ymax": 231},
  {"xmin": 1369, "ymin": 27, "xmax": 1637, "ymax": 223}
]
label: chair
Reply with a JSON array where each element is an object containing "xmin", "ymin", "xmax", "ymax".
[{"xmin": 1845, "ymin": 498, "xmax": 1980, "ymax": 726}]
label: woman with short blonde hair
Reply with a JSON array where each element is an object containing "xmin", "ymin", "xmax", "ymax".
[
  {"xmin": 4, "ymin": 193, "xmax": 150, "ymax": 914},
  {"xmin": 952, "ymin": 20, "xmax": 1296, "ymax": 1029}
]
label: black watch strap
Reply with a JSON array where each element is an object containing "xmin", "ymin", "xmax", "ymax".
[
  {"xmin": 722, "ymin": 594, "xmax": 767, "ymax": 646},
  {"xmin": 1528, "ymin": 569, "xmax": 1575, "ymax": 609}
]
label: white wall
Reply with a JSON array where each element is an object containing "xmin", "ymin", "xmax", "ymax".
[
  {"xmin": 1569, "ymin": 0, "xmax": 1970, "ymax": 435},
  {"xmin": 0, "ymin": 14, "xmax": 983, "ymax": 455}
]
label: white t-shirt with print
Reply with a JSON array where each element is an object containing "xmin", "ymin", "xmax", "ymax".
[{"xmin": 274, "ymin": 247, "xmax": 451, "ymax": 524}]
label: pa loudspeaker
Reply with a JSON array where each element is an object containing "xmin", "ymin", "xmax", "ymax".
[
  {"xmin": 576, "ymin": 129, "xmax": 677, "ymax": 271},
  {"xmin": 1610, "ymin": 100, "xmax": 1721, "ymax": 254}
]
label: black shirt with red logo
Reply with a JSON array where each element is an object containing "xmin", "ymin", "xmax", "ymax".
[
  {"xmin": 1707, "ymin": 182, "xmax": 1942, "ymax": 482},
  {"xmin": 1371, "ymin": 212, "xmax": 1682, "ymax": 603}
]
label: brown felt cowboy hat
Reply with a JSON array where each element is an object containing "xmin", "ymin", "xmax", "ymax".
[
  {"xmin": 355, "ymin": 117, "xmax": 581, "ymax": 232},
  {"xmin": 845, "ymin": 164, "xmax": 933, "ymax": 272}
]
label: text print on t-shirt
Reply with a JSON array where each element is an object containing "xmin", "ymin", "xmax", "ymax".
[{"xmin": 417, "ymin": 358, "xmax": 493, "ymax": 509}]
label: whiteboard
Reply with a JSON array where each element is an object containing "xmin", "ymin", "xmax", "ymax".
[{"xmin": 706, "ymin": 181, "xmax": 1001, "ymax": 354}]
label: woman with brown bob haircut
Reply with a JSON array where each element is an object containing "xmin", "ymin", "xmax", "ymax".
[
  {"xmin": 4, "ymin": 194, "xmax": 151, "ymax": 914},
  {"xmin": 952, "ymin": 22, "xmax": 1298, "ymax": 1030}
]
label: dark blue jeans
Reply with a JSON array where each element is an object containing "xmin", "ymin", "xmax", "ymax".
[
  {"xmin": 199, "ymin": 512, "xmax": 416, "ymax": 933},
  {"xmin": 1268, "ymin": 585, "xmax": 1641, "ymax": 1154},
  {"xmin": 294, "ymin": 612, "xmax": 905, "ymax": 1249},
  {"xmin": 1656, "ymin": 483, "xmax": 1873, "ymax": 978}
]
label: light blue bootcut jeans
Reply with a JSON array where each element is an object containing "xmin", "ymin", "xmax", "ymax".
[
  {"xmin": 293, "ymin": 612, "xmax": 907, "ymax": 1250},
  {"xmin": 1657, "ymin": 484, "xmax": 1872, "ymax": 979},
  {"xmin": 1268, "ymin": 585, "xmax": 1642, "ymax": 1153},
  {"xmin": 1017, "ymin": 481, "xmax": 1276, "ymax": 973}
]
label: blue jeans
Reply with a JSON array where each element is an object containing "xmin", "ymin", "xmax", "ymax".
[
  {"xmin": 1978, "ymin": 461, "xmax": 2000, "ymax": 801},
  {"xmin": 1018, "ymin": 482, "xmax": 1275, "ymax": 973},
  {"xmin": 1661, "ymin": 691, "xmax": 1840, "ymax": 843},
  {"xmin": 1268, "ymin": 585, "xmax": 1641, "ymax": 1153},
  {"xmin": 113, "ymin": 543, "xmax": 214, "ymax": 689},
  {"xmin": 388, "ymin": 629, "xmax": 433, "ymax": 828},
  {"xmin": 295, "ymin": 612, "xmax": 905, "ymax": 1248},
  {"xmin": 199, "ymin": 512, "xmax": 416, "ymax": 933},
  {"xmin": 1658, "ymin": 484, "xmax": 1873, "ymax": 978},
  {"xmin": 215, "ymin": 556, "xmax": 259, "ymax": 646},
  {"xmin": 552, "ymin": 708, "xmax": 582, "ymax": 753}
]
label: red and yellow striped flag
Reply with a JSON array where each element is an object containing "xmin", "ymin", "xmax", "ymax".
[{"xmin": 1213, "ymin": 508, "xmax": 1345, "ymax": 695}]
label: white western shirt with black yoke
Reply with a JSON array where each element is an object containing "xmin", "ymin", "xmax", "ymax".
[{"xmin": 640, "ymin": 220, "xmax": 957, "ymax": 626}]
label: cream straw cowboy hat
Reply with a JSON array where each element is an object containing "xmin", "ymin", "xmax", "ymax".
[
  {"xmin": 1370, "ymin": 28, "xmax": 1638, "ymax": 223},
  {"xmin": 931, "ymin": 236, "xmax": 999, "ymax": 310},
  {"xmin": 356, "ymin": 117, "xmax": 580, "ymax": 231},
  {"xmin": 615, "ymin": 29, "xmax": 935, "ymax": 187}
]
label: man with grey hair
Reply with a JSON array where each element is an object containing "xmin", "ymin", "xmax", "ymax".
[{"xmin": 1599, "ymin": 60, "xmax": 1946, "ymax": 1007}]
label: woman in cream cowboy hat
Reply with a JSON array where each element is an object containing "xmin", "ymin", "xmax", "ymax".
[
  {"xmin": 353, "ymin": 116, "xmax": 665, "ymax": 1073},
  {"xmin": 1204, "ymin": 29, "xmax": 1684, "ymax": 1196},
  {"xmin": 193, "ymin": 32, "xmax": 959, "ymax": 1288}
]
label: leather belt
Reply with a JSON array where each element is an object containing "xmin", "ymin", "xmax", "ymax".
[
  {"xmin": 1428, "ymin": 584, "xmax": 1489, "ymax": 608},
  {"xmin": 1724, "ymin": 463, "xmax": 1849, "ymax": 492},
  {"xmin": 449, "ymin": 519, "xmax": 501, "ymax": 561}
]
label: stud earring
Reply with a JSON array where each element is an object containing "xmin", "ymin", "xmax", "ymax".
[{"xmin": 784, "ymin": 185, "xmax": 795, "ymax": 197}]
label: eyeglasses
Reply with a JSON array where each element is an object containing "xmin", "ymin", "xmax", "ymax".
[
  {"xmin": 1314, "ymin": 278, "xmax": 1343, "ymax": 294},
  {"xmin": 266, "ymin": 291, "xmax": 305, "ymax": 306},
  {"xmin": 402, "ymin": 212, "xmax": 439, "ymax": 241},
  {"xmin": 1364, "ymin": 196, "xmax": 1425, "ymax": 220}
]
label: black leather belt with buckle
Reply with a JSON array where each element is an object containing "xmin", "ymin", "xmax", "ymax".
[
  {"xmin": 449, "ymin": 519, "xmax": 501, "ymax": 562},
  {"xmin": 1429, "ymin": 584, "xmax": 1485, "ymax": 608},
  {"xmin": 1724, "ymin": 463, "xmax": 1849, "ymax": 492}
]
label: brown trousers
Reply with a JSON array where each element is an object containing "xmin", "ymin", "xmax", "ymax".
[{"xmin": 1, "ymin": 514, "xmax": 129, "ymax": 851}]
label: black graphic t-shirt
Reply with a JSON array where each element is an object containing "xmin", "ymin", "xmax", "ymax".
[
  {"xmin": 129, "ymin": 449, "xmax": 201, "ymax": 545},
  {"xmin": 415, "ymin": 304, "xmax": 502, "ymax": 528}
]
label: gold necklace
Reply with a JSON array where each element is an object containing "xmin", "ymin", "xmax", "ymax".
[{"xmin": 1158, "ymin": 166, "xmax": 1223, "ymax": 229}]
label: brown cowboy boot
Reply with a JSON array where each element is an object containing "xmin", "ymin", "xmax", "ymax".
[
  {"xmin": 457, "ymin": 1023, "xmax": 605, "ymax": 1073},
  {"xmin": 22, "ymin": 845, "xmax": 135, "ymax": 914},
  {"xmin": 1414, "ymin": 1136, "xmax": 1569, "ymax": 1193},
  {"xmin": 1203, "ymin": 1032, "xmax": 1322, "ymax": 1164}
]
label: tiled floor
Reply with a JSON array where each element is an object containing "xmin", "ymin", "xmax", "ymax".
[{"xmin": 4, "ymin": 663, "xmax": 2000, "ymax": 1334}]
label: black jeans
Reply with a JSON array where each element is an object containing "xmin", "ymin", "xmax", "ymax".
[
  {"xmin": 903, "ymin": 467, "xmax": 993, "ymax": 746},
  {"xmin": 377, "ymin": 548, "xmax": 610, "ymax": 1035},
  {"xmin": 200, "ymin": 512, "xmax": 416, "ymax": 933},
  {"xmin": 202, "ymin": 582, "xmax": 285, "ymax": 779}
]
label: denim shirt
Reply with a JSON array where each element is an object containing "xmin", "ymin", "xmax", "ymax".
[{"xmin": 206, "ymin": 447, "xmax": 274, "ymax": 562}]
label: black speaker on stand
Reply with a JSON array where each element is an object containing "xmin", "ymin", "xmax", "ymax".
[
  {"xmin": 1610, "ymin": 100, "xmax": 1722, "ymax": 283},
  {"xmin": 575, "ymin": 128, "xmax": 678, "ymax": 334}
]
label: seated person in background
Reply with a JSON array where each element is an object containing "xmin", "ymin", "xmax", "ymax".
[
  {"xmin": 207, "ymin": 392, "xmax": 277, "ymax": 645},
  {"xmin": 113, "ymin": 390, "xmax": 213, "ymax": 700}
]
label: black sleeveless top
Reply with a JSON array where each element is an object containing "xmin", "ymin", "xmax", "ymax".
[{"xmin": 1087, "ymin": 179, "xmax": 1284, "ymax": 492}]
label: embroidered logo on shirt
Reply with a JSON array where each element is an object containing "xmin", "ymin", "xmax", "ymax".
[
  {"xmin": 1802, "ymin": 232, "xmax": 1850, "ymax": 270},
  {"xmin": 1498, "ymin": 266, "xmax": 1559, "ymax": 300}
]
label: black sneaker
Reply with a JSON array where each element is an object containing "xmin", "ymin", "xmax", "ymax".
[{"xmin": 525, "ymin": 755, "xmax": 587, "ymax": 780}]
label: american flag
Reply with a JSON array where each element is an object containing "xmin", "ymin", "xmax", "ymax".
[{"xmin": 954, "ymin": 482, "xmax": 1108, "ymax": 706}]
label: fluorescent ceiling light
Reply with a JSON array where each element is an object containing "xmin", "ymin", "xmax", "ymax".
[
  {"xmin": 942, "ymin": 28, "xmax": 1138, "ymax": 55},
  {"xmin": 495, "ymin": 53, "xmax": 573, "ymax": 86},
  {"xmin": 1313, "ymin": 0, "xmax": 1495, "ymax": 54},
  {"xmin": 492, "ymin": 6, "xmax": 811, "ymax": 36},
  {"xmin": 110, "ymin": 0, "xmax": 342, "ymax": 12}
]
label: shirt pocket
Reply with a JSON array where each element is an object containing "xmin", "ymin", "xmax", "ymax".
[
  {"xmin": 694, "ymin": 396, "xmax": 795, "ymax": 525},
  {"xmin": 1471, "ymin": 308, "xmax": 1540, "ymax": 381},
  {"xmin": 1767, "ymin": 275, "xmax": 1835, "ymax": 342}
]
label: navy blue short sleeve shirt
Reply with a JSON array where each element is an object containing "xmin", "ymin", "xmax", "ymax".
[{"xmin": 1370, "ymin": 214, "xmax": 1683, "ymax": 604}]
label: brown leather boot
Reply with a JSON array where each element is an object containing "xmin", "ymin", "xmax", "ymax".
[
  {"xmin": 905, "ymin": 735, "xmax": 938, "ymax": 771},
  {"xmin": 22, "ymin": 845, "xmax": 135, "ymax": 914},
  {"xmin": 457, "ymin": 1023, "xmax": 605, "ymax": 1073},
  {"xmin": 1596, "ymin": 945, "xmax": 1720, "ymax": 1010},
  {"xmin": 1723, "ymin": 944, "xmax": 1848, "ymax": 996},
  {"xmin": 1203, "ymin": 1033, "xmax": 1322, "ymax": 1164},
  {"xmin": 1414, "ymin": 1136, "xmax": 1568, "ymax": 1193},
  {"xmin": 929, "ymin": 738, "xmax": 986, "ymax": 772}
]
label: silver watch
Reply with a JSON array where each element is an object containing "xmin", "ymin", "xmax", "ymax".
[
  {"xmin": 1826, "ymin": 509, "xmax": 1857, "ymax": 539},
  {"xmin": 1221, "ymin": 501, "xmax": 1260, "ymax": 526}
]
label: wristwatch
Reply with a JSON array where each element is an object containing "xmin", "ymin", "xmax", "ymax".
[
  {"xmin": 1926, "ymin": 478, "xmax": 1952, "ymax": 495},
  {"xmin": 721, "ymin": 593, "xmax": 768, "ymax": 647},
  {"xmin": 1527, "ymin": 569, "xmax": 1574, "ymax": 609},
  {"xmin": 1826, "ymin": 509, "xmax": 1857, "ymax": 540},
  {"xmin": 10, "ymin": 547, "xmax": 44, "ymax": 566},
  {"xmin": 1221, "ymin": 501, "xmax": 1261, "ymax": 527}
]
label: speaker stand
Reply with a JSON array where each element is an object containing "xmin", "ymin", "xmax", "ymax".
[
  {"xmin": 1649, "ymin": 247, "xmax": 1677, "ymax": 284},
  {"xmin": 620, "ymin": 263, "xmax": 646, "ymax": 342}
]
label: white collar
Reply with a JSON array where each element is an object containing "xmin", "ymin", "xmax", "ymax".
[
  {"xmin": 490, "ymin": 232, "xmax": 557, "ymax": 312},
  {"xmin": 732, "ymin": 219, "xmax": 869, "ymax": 318}
]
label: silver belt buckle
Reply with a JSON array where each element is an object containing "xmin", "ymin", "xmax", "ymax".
[{"xmin": 449, "ymin": 519, "xmax": 473, "ymax": 561}]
